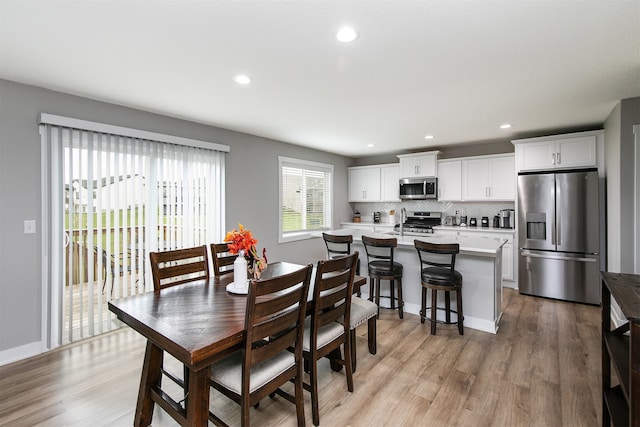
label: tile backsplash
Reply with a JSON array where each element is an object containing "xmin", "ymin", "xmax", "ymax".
[{"xmin": 352, "ymin": 200, "xmax": 515, "ymax": 223}]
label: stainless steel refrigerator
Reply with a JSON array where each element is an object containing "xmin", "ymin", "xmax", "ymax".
[{"xmin": 517, "ymin": 168, "xmax": 600, "ymax": 304}]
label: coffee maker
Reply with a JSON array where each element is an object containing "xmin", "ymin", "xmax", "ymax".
[{"xmin": 499, "ymin": 209, "xmax": 515, "ymax": 229}]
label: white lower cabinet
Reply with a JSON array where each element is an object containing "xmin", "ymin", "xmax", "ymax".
[{"xmin": 433, "ymin": 228, "xmax": 515, "ymax": 284}]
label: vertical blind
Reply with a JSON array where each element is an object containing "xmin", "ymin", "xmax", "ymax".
[{"xmin": 40, "ymin": 115, "xmax": 227, "ymax": 346}]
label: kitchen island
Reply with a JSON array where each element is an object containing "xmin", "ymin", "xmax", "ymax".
[{"xmin": 317, "ymin": 229, "xmax": 506, "ymax": 334}]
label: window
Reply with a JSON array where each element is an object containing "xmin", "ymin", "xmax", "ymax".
[{"xmin": 279, "ymin": 156, "xmax": 333, "ymax": 242}]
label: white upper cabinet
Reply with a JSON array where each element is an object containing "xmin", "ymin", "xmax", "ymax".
[
  {"xmin": 348, "ymin": 166, "xmax": 381, "ymax": 202},
  {"xmin": 513, "ymin": 132, "xmax": 599, "ymax": 172},
  {"xmin": 380, "ymin": 164, "xmax": 400, "ymax": 201},
  {"xmin": 437, "ymin": 160, "xmax": 462, "ymax": 201},
  {"xmin": 397, "ymin": 151, "xmax": 439, "ymax": 178},
  {"xmin": 461, "ymin": 154, "xmax": 515, "ymax": 201}
]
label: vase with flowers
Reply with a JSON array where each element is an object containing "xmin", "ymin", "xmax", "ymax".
[{"xmin": 224, "ymin": 224, "xmax": 268, "ymax": 292}]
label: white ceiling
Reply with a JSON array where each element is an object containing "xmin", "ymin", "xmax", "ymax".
[{"xmin": 1, "ymin": 1, "xmax": 639, "ymax": 157}]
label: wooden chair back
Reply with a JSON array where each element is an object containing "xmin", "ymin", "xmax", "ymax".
[
  {"xmin": 244, "ymin": 263, "xmax": 312, "ymax": 376},
  {"xmin": 310, "ymin": 252, "xmax": 358, "ymax": 339},
  {"xmin": 149, "ymin": 245, "xmax": 209, "ymax": 291},
  {"xmin": 210, "ymin": 243, "xmax": 237, "ymax": 277},
  {"xmin": 361, "ymin": 235, "xmax": 397, "ymax": 266},
  {"xmin": 414, "ymin": 240, "xmax": 460, "ymax": 279},
  {"xmin": 322, "ymin": 233, "xmax": 353, "ymax": 258}
]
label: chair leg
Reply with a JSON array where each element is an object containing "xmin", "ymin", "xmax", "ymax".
[
  {"xmin": 375, "ymin": 279, "xmax": 381, "ymax": 319},
  {"xmin": 390, "ymin": 280, "xmax": 395, "ymax": 310},
  {"xmin": 445, "ymin": 291, "xmax": 451, "ymax": 324},
  {"xmin": 344, "ymin": 336, "xmax": 354, "ymax": 393},
  {"xmin": 367, "ymin": 316, "xmax": 376, "ymax": 355},
  {"xmin": 310, "ymin": 355, "xmax": 320, "ymax": 426},
  {"xmin": 421, "ymin": 286, "xmax": 427, "ymax": 324},
  {"xmin": 430, "ymin": 289, "xmax": 437, "ymax": 335},
  {"xmin": 397, "ymin": 278, "xmax": 403, "ymax": 319},
  {"xmin": 457, "ymin": 289, "xmax": 464, "ymax": 335},
  {"xmin": 294, "ymin": 364, "xmax": 305, "ymax": 427},
  {"xmin": 350, "ymin": 329, "xmax": 357, "ymax": 373}
]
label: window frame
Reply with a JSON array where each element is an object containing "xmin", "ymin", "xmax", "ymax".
[{"xmin": 278, "ymin": 156, "xmax": 333, "ymax": 243}]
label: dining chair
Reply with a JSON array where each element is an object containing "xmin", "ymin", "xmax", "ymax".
[
  {"xmin": 94, "ymin": 247, "xmax": 140, "ymax": 296},
  {"xmin": 149, "ymin": 245, "xmax": 210, "ymax": 404},
  {"xmin": 303, "ymin": 252, "xmax": 357, "ymax": 426},
  {"xmin": 149, "ymin": 245, "xmax": 209, "ymax": 291},
  {"xmin": 209, "ymin": 264, "xmax": 313, "ymax": 427},
  {"xmin": 210, "ymin": 242, "xmax": 237, "ymax": 277}
]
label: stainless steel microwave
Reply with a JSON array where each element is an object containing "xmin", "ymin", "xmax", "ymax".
[{"xmin": 399, "ymin": 177, "xmax": 437, "ymax": 200}]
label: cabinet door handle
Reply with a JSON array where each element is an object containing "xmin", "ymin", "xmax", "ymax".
[
  {"xmin": 552, "ymin": 153, "xmax": 556, "ymax": 165},
  {"xmin": 557, "ymin": 152, "xmax": 561, "ymax": 164},
  {"xmin": 362, "ymin": 190, "xmax": 366, "ymax": 199}
]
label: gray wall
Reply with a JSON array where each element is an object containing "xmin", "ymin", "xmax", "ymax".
[
  {"xmin": 0, "ymin": 78, "xmax": 354, "ymax": 354},
  {"xmin": 604, "ymin": 96, "xmax": 640, "ymax": 273}
]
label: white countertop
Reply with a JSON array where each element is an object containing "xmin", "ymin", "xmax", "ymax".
[
  {"xmin": 321, "ymin": 228, "xmax": 506, "ymax": 256},
  {"xmin": 434, "ymin": 225, "xmax": 515, "ymax": 234}
]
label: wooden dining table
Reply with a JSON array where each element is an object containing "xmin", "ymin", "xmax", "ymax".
[{"xmin": 108, "ymin": 261, "xmax": 367, "ymax": 427}]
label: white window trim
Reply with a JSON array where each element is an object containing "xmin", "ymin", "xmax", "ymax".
[{"xmin": 278, "ymin": 156, "xmax": 333, "ymax": 243}]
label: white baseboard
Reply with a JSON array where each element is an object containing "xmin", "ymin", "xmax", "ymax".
[
  {"xmin": 0, "ymin": 341, "xmax": 43, "ymax": 367},
  {"xmin": 360, "ymin": 293, "xmax": 498, "ymax": 334}
]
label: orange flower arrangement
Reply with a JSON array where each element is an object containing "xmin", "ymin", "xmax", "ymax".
[
  {"xmin": 224, "ymin": 223, "xmax": 268, "ymax": 278},
  {"xmin": 224, "ymin": 223, "xmax": 257, "ymax": 254}
]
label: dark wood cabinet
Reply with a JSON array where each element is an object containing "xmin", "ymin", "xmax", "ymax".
[{"xmin": 601, "ymin": 272, "xmax": 640, "ymax": 426}]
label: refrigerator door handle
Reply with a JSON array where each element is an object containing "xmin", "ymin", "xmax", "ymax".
[
  {"xmin": 520, "ymin": 251, "xmax": 598, "ymax": 263},
  {"xmin": 557, "ymin": 202, "xmax": 561, "ymax": 247}
]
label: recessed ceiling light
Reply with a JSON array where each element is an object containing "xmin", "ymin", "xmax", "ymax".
[
  {"xmin": 500, "ymin": 123, "xmax": 512, "ymax": 129},
  {"xmin": 367, "ymin": 143, "xmax": 374, "ymax": 148},
  {"xmin": 234, "ymin": 75, "xmax": 251, "ymax": 85},
  {"xmin": 424, "ymin": 135, "xmax": 434, "ymax": 140},
  {"xmin": 336, "ymin": 26, "xmax": 358, "ymax": 43}
]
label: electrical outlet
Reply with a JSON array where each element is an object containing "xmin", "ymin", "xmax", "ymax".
[{"xmin": 24, "ymin": 220, "xmax": 36, "ymax": 234}]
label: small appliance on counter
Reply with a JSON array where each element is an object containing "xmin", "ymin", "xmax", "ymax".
[
  {"xmin": 469, "ymin": 218, "xmax": 477, "ymax": 227},
  {"xmin": 499, "ymin": 209, "xmax": 515, "ymax": 229},
  {"xmin": 481, "ymin": 216, "xmax": 489, "ymax": 227},
  {"xmin": 443, "ymin": 216, "xmax": 455, "ymax": 226},
  {"xmin": 353, "ymin": 211, "xmax": 361, "ymax": 223},
  {"xmin": 459, "ymin": 216, "xmax": 468, "ymax": 227},
  {"xmin": 493, "ymin": 215, "xmax": 500, "ymax": 228},
  {"xmin": 373, "ymin": 211, "xmax": 381, "ymax": 223}
]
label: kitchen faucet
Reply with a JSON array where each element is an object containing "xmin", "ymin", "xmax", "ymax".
[{"xmin": 400, "ymin": 207, "xmax": 407, "ymax": 237}]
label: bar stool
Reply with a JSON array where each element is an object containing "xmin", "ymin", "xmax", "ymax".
[
  {"xmin": 362, "ymin": 235, "xmax": 404, "ymax": 319},
  {"xmin": 414, "ymin": 240, "xmax": 464, "ymax": 335},
  {"xmin": 322, "ymin": 232, "xmax": 361, "ymax": 276}
]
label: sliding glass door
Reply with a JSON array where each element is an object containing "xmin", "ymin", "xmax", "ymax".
[{"xmin": 41, "ymin": 117, "xmax": 226, "ymax": 346}]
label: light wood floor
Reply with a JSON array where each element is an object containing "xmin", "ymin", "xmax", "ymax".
[{"xmin": 0, "ymin": 288, "xmax": 602, "ymax": 427}]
